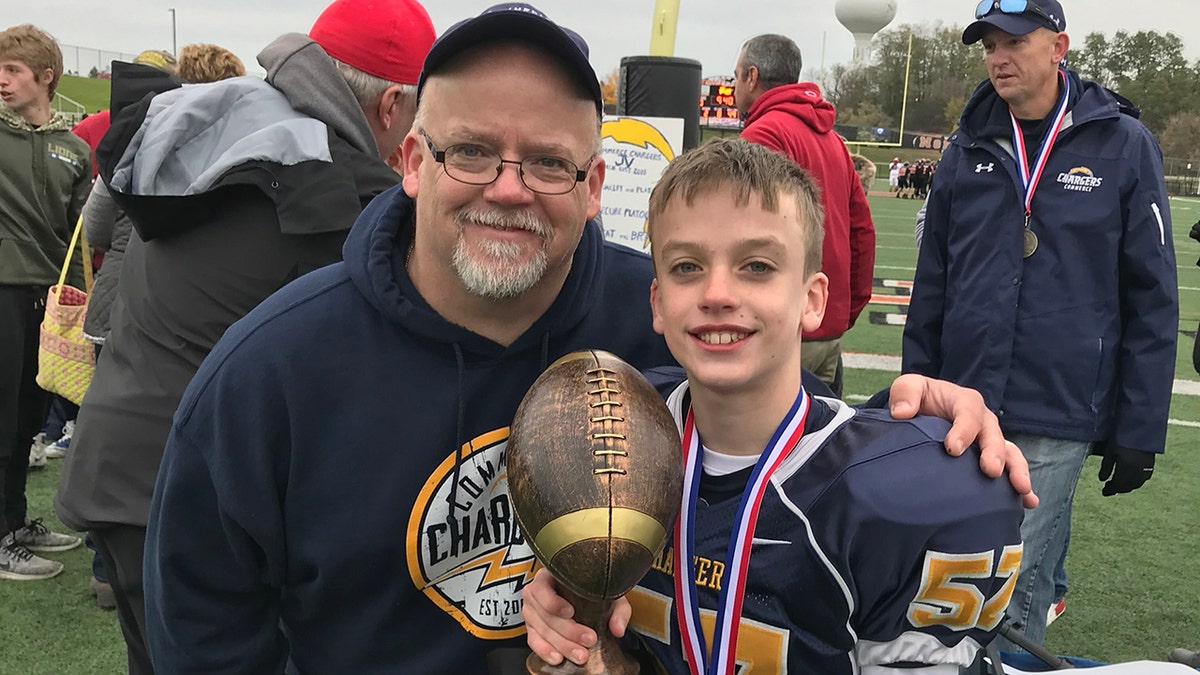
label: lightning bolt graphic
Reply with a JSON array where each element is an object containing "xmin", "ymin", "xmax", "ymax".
[
  {"xmin": 601, "ymin": 117, "xmax": 678, "ymax": 251},
  {"xmin": 424, "ymin": 547, "xmax": 541, "ymax": 593},
  {"xmin": 601, "ymin": 117, "xmax": 676, "ymax": 162}
]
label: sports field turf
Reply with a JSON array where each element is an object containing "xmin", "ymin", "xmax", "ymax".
[
  {"xmin": 2, "ymin": 191, "xmax": 1197, "ymax": 672},
  {"xmin": 54, "ymin": 74, "xmax": 112, "ymax": 116}
]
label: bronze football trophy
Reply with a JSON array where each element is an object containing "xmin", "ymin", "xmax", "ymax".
[{"xmin": 508, "ymin": 350, "xmax": 683, "ymax": 675}]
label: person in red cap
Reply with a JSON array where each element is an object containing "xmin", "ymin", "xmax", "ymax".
[{"xmin": 51, "ymin": 1, "xmax": 435, "ymax": 673}]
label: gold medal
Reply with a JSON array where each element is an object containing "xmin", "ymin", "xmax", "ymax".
[{"xmin": 1023, "ymin": 228, "xmax": 1038, "ymax": 258}]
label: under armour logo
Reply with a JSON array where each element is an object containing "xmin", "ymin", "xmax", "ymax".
[{"xmin": 976, "ymin": 163, "xmax": 995, "ymax": 173}]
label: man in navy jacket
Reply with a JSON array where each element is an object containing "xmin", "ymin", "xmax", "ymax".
[{"xmin": 904, "ymin": 0, "xmax": 1177, "ymax": 649}]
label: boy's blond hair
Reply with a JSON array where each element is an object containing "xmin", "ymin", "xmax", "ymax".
[
  {"xmin": 648, "ymin": 138, "xmax": 825, "ymax": 276},
  {"xmin": 177, "ymin": 43, "xmax": 246, "ymax": 84},
  {"xmin": 0, "ymin": 24, "xmax": 64, "ymax": 97}
]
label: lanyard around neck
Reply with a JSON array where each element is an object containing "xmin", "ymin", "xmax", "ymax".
[
  {"xmin": 673, "ymin": 387, "xmax": 810, "ymax": 675},
  {"xmin": 1009, "ymin": 69, "xmax": 1071, "ymax": 220}
]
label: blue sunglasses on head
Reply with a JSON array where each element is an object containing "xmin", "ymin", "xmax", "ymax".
[{"xmin": 974, "ymin": 0, "xmax": 1058, "ymax": 27}]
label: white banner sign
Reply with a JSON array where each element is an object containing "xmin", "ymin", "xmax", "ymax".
[{"xmin": 598, "ymin": 116, "xmax": 685, "ymax": 252}]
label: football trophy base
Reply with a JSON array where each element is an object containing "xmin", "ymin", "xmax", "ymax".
[
  {"xmin": 508, "ymin": 351, "xmax": 680, "ymax": 675},
  {"xmin": 525, "ymin": 590, "xmax": 638, "ymax": 675}
]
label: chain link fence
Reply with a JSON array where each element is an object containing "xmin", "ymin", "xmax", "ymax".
[
  {"xmin": 60, "ymin": 42, "xmax": 141, "ymax": 78},
  {"xmin": 1164, "ymin": 156, "xmax": 1200, "ymax": 197}
]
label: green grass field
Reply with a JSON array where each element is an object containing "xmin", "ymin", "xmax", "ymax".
[
  {"xmin": 1, "ymin": 191, "xmax": 1197, "ymax": 672},
  {"xmin": 54, "ymin": 74, "xmax": 112, "ymax": 116},
  {"xmin": 0, "ymin": 462, "xmax": 125, "ymax": 673}
]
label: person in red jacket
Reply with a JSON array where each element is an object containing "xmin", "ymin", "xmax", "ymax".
[{"xmin": 734, "ymin": 33, "xmax": 875, "ymax": 396}]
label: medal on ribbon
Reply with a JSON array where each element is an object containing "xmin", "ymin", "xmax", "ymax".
[
  {"xmin": 673, "ymin": 387, "xmax": 810, "ymax": 675},
  {"xmin": 1010, "ymin": 69, "xmax": 1070, "ymax": 259}
]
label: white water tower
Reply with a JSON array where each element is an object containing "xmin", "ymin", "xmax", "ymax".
[{"xmin": 835, "ymin": 0, "xmax": 898, "ymax": 64}]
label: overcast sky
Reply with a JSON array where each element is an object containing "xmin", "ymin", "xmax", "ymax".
[{"xmin": 13, "ymin": 0, "xmax": 1200, "ymax": 80}]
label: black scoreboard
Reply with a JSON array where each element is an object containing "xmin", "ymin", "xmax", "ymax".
[{"xmin": 699, "ymin": 78, "xmax": 740, "ymax": 128}]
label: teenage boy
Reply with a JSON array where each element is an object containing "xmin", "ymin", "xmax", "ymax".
[
  {"xmin": 0, "ymin": 23, "xmax": 88, "ymax": 581},
  {"xmin": 523, "ymin": 138, "xmax": 1024, "ymax": 674}
]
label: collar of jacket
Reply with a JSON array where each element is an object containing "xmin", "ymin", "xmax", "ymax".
[
  {"xmin": 258, "ymin": 33, "xmax": 377, "ymax": 158},
  {"xmin": 1, "ymin": 104, "xmax": 73, "ymax": 132},
  {"xmin": 98, "ymin": 81, "xmax": 398, "ymax": 242},
  {"xmin": 951, "ymin": 70, "xmax": 1125, "ymax": 149},
  {"xmin": 742, "ymin": 81, "xmax": 835, "ymax": 132},
  {"xmin": 112, "ymin": 132, "xmax": 397, "ymax": 242},
  {"xmin": 343, "ymin": 185, "xmax": 615, "ymax": 359}
]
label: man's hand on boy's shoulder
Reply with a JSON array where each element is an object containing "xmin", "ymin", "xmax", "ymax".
[{"xmin": 887, "ymin": 374, "xmax": 1038, "ymax": 509}]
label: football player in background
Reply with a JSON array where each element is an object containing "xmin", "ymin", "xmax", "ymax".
[{"xmin": 522, "ymin": 138, "xmax": 1024, "ymax": 674}]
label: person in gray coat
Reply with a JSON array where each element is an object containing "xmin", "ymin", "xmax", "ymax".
[
  {"xmin": 53, "ymin": 1, "xmax": 436, "ymax": 672},
  {"xmin": 82, "ymin": 44, "xmax": 244, "ymax": 350},
  {"xmin": 80, "ymin": 181, "xmax": 130, "ymax": 348}
]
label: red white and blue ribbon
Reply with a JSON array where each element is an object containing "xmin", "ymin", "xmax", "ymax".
[
  {"xmin": 1009, "ymin": 69, "xmax": 1070, "ymax": 220},
  {"xmin": 673, "ymin": 387, "xmax": 810, "ymax": 675}
]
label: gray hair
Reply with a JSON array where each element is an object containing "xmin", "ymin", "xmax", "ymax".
[
  {"xmin": 332, "ymin": 58, "xmax": 416, "ymax": 111},
  {"xmin": 740, "ymin": 34, "xmax": 801, "ymax": 91}
]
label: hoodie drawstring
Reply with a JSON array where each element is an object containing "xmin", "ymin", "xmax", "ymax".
[
  {"xmin": 445, "ymin": 334, "xmax": 552, "ymax": 525},
  {"xmin": 539, "ymin": 332, "xmax": 551, "ymax": 373},
  {"xmin": 447, "ymin": 343, "xmax": 467, "ymax": 526}
]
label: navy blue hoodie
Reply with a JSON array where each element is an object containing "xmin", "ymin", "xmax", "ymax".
[{"xmin": 143, "ymin": 185, "xmax": 675, "ymax": 674}]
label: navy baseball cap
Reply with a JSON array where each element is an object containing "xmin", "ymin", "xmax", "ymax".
[
  {"xmin": 963, "ymin": 0, "xmax": 1066, "ymax": 45},
  {"xmin": 417, "ymin": 3, "xmax": 602, "ymax": 112}
]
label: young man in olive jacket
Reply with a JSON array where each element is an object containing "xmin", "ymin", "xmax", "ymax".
[{"xmin": 0, "ymin": 23, "xmax": 88, "ymax": 583}]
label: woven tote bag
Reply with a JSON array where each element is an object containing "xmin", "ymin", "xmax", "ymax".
[{"xmin": 36, "ymin": 216, "xmax": 96, "ymax": 405}]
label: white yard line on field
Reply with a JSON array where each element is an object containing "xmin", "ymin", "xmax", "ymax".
[
  {"xmin": 846, "ymin": 395, "xmax": 1200, "ymax": 429},
  {"xmin": 844, "ymin": 352, "xmax": 903, "ymax": 371},
  {"xmin": 843, "ymin": 352, "xmax": 1200, "ymax": 398}
]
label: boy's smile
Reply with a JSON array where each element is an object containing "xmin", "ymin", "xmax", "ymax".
[
  {"xmin": 650, "ymin": 188, "xmax": 826, "ymax": 398},
  {"xmin": 695, "ymin": 329, "xmax": 749, "ymax": 346}
]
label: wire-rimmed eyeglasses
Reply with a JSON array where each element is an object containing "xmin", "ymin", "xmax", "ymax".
[{"xmin": 420, "ymin": 130, "xmax": 594, "ymax": 196}]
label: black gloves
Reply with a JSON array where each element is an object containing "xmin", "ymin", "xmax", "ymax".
[{"xmin": 1098, "ymin": 446, "xmax": 1155, "ymax": 496}]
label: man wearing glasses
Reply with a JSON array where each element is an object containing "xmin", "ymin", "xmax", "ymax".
[
  {"xmin": 141, "ymin": 6, "xmax": 676, "ymax": 673},
  {"xmin": 142, "ymin": 4, "xmax": 1037, "ymax": 673},
  {"xmin": 904, "ymin": 0, "xmax": 1177, "ymax": 649}
]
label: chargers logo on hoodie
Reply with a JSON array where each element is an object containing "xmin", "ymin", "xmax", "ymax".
[
  {"xmin": 1057, "ymin": 166, "xmax": 1104, "ymax": 193},
  {"xmin": 406, "ymin": 428, "xmax": 539, "ymax": 638}
]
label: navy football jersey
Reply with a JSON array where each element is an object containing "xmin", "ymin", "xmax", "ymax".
[{"xmin": 628, "ymin": 381, "xmax": 1024, "ymax": 675}]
